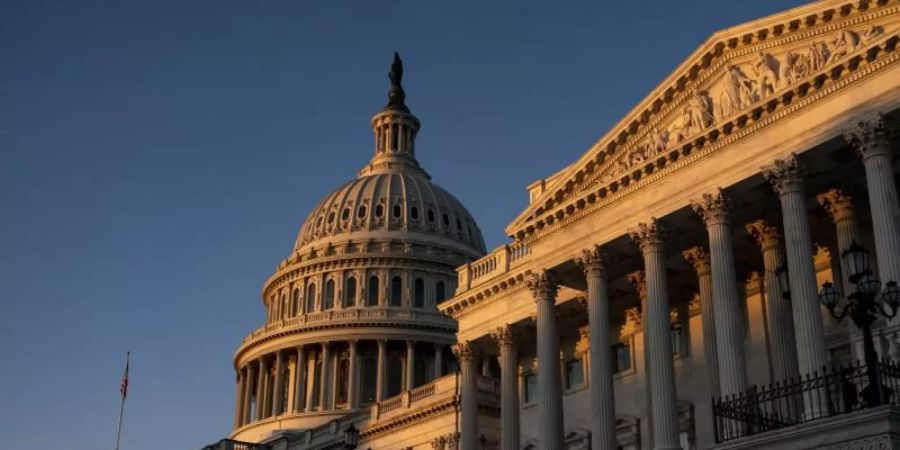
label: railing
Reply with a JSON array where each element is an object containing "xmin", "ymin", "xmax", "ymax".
[
  {"xmin": 200, "ymin": 439, "xmax": 265, "ymax": 450},
  {"xmin": 457, "ymin": 242, "xmax": 531, "ymax": 292},
  {"xmin": 242, "ymin": 308, "xmax": 454, "ymax": 343},
  {"xmin": 713, "ymin": 360, "xmax": 900, "ymax": 443}
]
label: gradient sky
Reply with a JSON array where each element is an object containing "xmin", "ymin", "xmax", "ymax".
[{"xmin": 2, "ymin": 1, "xmax": 810, "ymax": 448}]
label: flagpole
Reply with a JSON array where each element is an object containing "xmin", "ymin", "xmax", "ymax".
[{"xmin": 115, "ymin": 351, "xmax": 130, "ymax": 450}]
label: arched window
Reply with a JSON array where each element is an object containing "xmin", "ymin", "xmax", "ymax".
[
  {"xmin": 436, "ymin": 281, "xmax": 446, "ymax": 303},
  {"xmin": 367, "ymin": 276, "xmax": 379, "ymax": 307},
  {"xmin": 392, "ymin": 204, "xmax": 402, "ymax": 218},
  {"xmin": 357, "ymin": 205, "xmax": 367, "ymax": 219},
  {"xmin": 390, "ymin": 276, "xmax": 403, "ymax": 307},
  {"xmin": 410, "ymin": 206, "xmax": 419, "ymax": 220},
  {"xmin": 345, "ymin": 277, "xmax": 357, "ymax": 307},
  {"xmin": 292, "ymin": 289, "xmax": 300, "ymax": 316},
  {"xmin": 413, "ymin": 278, "xmax": 425, "ymax": 308},
  {"xmin": 375, "ymin": 204, "xmax": 384, "ymax": 218},
  {"xmin": 323, "ymin": 279, "xmax": 335, "ymax": 310},
  {"xmin": 306, "ymin": 284, "xmax": 317, "ymax": 313}
]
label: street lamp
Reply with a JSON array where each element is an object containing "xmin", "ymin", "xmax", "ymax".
[
  {"xmin": 343, "ymin": 424, "xmax": 360, "ymax": 450},
  {"xmin": 818, "ymin": 240, "xmax": 900, "ymax": 407}
]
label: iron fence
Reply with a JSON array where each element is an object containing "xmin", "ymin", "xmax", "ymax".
[{"xmin": 713, "ymin": 360, "xmax": 900, "ymax": 442}]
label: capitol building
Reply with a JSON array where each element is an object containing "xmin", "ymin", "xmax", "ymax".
[{"xmin": 204, "ymin": 0, "xmax": 900, "ymax": 449}]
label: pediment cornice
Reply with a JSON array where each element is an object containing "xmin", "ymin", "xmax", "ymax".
[{"xmin": 506, "ymin": 0, "xmax": 900, "ymax": 241}]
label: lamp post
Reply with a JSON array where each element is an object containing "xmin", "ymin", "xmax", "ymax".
[
  {"xmin": 818, "ymin": 240, "xmax": 900, "ymax": 407},
  {"xmin": 343, "ymin": 424, "xmax": 359, "ymax": 450}
]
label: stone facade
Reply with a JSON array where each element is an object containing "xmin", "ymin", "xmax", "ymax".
[{"xmin": 206, "ymin": 1, "xmax": 900, "ymax": 449}]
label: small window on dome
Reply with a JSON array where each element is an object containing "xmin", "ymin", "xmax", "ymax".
[
  {"xmin": 328, "ymin": 212, "xmax": 336, "ymax": 224},
  {"xmin": 375, "ymin": 204, "xmax": 384, "ymax": 218},
  {"xmin": 411, "ymin": 207, "xmax": 419, "ymax": 220},
  {"xmin": 316, "ymin": 216, "xmax": 323, "ymax": 227},
  {"xmin": 357, "ymin": 205, "xmax": 367, "ymax": 219},
  {"xmin": 392, "ymin": 204, "xmax": 402, "ymax": 218},
  {"xmin": 442, "ymin": 214, "xmax": 450, "ymax": 226},
  {"xmin": 467, "ymin": 223, "xmax": 473, "ymax": 236},
  {"xmin": 456, "ymin": 218, "xmax": 462, "ymax": 231},
  {"xmin": 341, "ymin": 208, "xmax": 350, "ymax": 221},
  {"xmin": 427, "ymin": 209, "xmax": 435, "ymax": 222}
]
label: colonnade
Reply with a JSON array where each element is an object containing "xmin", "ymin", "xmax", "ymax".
[
  {"xmin": 233, "ymin": 339, "xmax": 446, "ymax": 428},
  {"xmin": 455, "ymin": 116, "xmax": 900, "ymax": 450}
]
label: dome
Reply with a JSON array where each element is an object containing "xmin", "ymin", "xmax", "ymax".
[{"xmin": 295, "ymin": 171, "xmax": 486, "ymax": 257}]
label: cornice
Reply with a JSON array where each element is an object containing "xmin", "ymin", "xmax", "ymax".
[
  {"xmin": 439, "ymin": 269, "xmax": 533, "ymax": 320},
  {"xmin": 515, "ymin": 28, "xmax": 900, "ymax": 245},
  {"xmin": 507, "ymin": 0, "xmax": 900, "ymax": 241}
]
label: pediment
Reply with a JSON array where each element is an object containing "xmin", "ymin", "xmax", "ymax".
[{"xmin": 506, "ymin": 0, "xmax": 900, "ymax": 240}]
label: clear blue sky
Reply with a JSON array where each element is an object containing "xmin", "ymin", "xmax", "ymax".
[{"xmin": 2, "ymin": 1, "xmax": 807, "ymax": 448}]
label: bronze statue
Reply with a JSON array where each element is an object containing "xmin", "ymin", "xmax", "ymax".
[{"xmin": 385, "ymin": 52, "xmax": 409, "ymax": 112}]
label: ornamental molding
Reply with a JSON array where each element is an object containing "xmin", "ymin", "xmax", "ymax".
[
  {"xmin": 506, "ymin": 0, "xmax": 900, "ymax": 242},
  {"xmin": 440, "ymin": 269, "xmax": 533, "ymax": 320}
]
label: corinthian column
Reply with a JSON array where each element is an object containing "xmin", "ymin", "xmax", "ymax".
[
  {"xmin": 762, "ymin": 155, "xmax": 828, "ymax": 379},
  {"xmin": 255, "ymin": 358, "xmax": 267, "ymax": 421},
  {"xmin": 294, "ymin": 346, "xmax": 306, "ymax": 412},
  {"xmin": 243, "ymin": 364, "xmax": 255, "ymax": 424},
  {"xmin": 319, "ymin": 342, "xmax": 331, "ymax": 411},
  {"xmin": 234, "ymin": 370, "xmax": 244, "ymax": 428},
  {"xmin": 575, "ymin": 246, "xmax": 617, "ymax": 450},
  {"xmin": 491, "ymin": 325, "xmax": 521, "ymax": 450},
  {"xmin": 376, "ymin": 339, "xmax": 387, "ymax": 402},
  {"xmin": 692, "ymin": 189, "xmax": 748, "ymax": 397},
  {"xmin": 272, "ymin": 351, "xmax": 285, "ymax": 416},
  {"xmin": 348, "ymin": 340, "xmax": 359, "ymax": 409},
  {"xmin": 682, "ymin": 246, "xmax": 720, "ymax": 398},
  {"xmin": 527, "ymin": 271, "xmax": 565, "ymax": 450},
  {"xmin": 406, "ymin": 340, "xmax": 416, "ymax": 391},
  {"xmin": 746, "ymin": 220, "xmax": 800, "ymax": 382},
  {"xmin": 845, "ymin": 116, "xmax": 900, "ymax": 286},
  {"xmin": 629, "ymin": 219, "xmax": 680, "ymax": 450},
  {"xmin": 817, "ymin": 189, "xmax": 860, "ymax": 295},
  {"xmin": 453, "ymin": 341, "xmax": 480, "ymax": 450}
]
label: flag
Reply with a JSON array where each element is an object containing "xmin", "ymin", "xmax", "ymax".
[{"xmin": 120, "ymin": 352, "xmax": 130, "ymax": 399}]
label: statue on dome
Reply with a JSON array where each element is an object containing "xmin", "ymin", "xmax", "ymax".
[{"xmin": 385, "ymin": 52, "xmax": 409, "ymax": 112}]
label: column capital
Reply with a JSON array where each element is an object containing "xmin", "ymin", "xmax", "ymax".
[
  {"xmin": 816, "ymin": 188, "xmax": 855, "ymax": 223},
  {"xmin": 626, "ymin": 270, "xmax": 647, "ymax": 298},
  {"xmin": 527, "ymin": 270, "xmax": 558, "ymax": 300},
  {"xmin": 762, "ymin": 153, "xmax": 805, "ymax": 196},
  {"xmin": 575, "ymin": 245, "xmax": 605, "ymax": 277},
  {"xmin": 490, "ymin": 324, "xmax": 520, "ymax": 350},
  {"xmin": 682, "ymin": 246, "xmax": 711, "ymax": 276},
  {"xmin": 452, "ymin": 341, "xmax": 479, "ymax": 363},
  {"xmin": 348, "ymin": 339, "xmax": 359, "ymax": 348},
  {"xmin": 692, "ymin": 188, "xmax": 733, "ymax": 226},
  {"xmin": 377, "ymin": 338, "xmax": 387, "ymax": 348},
  {"xmin": 745, "ymin": 219, "xmax": 781, "ymax": 252},
  {"xmin": 406, "ymin": 340, "xmax": 417, "ymax": 348},
  {"xmin": 844, "ymin": 114, "xmax": 895, "ymax": 160},
  {"xmin": 629, "ymin": 218, "xmax": 666, "ymax": 254}
]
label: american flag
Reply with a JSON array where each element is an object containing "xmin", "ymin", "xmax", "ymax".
[{"xmin": 120, "ymin": 352, "xmax": 130, "ymax": 399}]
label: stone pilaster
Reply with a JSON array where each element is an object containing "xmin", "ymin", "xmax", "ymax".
[
  {"xmin": 762, "ymin": 155, "xmax": 828, "ymax": 382},
  {"xmin": 692, "ymin": 189, "xmax": 748, "ymax": 397},
  {"xmin": 682, "ymin": 246, "xmax": 720, "ymax": 398},
  {"xmin": 453, "ymin": 341, "xmax": 480, "ymax": 450},
  {"xmin": 491, "ymin": 325, "xmax": 521, "ymax": 450},
  {"xmin": 845, "ymin": 115, "xmax": 900, "ymax": 287},
  {"xmin": 746, "ymin": 220, "xmax": 800, "ymax": 382},
  {"xmin": 575, "ymin": 246, "xmax": 617, "ymax": 450},
  {"xmin": 527, "ymin": 270, "xmax": 566, "ymax": 450},
  {"xmin": 629, "ymin": 219, "xmax": 680, "ymax": 450}
]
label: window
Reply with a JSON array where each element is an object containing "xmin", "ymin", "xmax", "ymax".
[
  {"xmin": 387, "ymin": 355, "xmax": 403, "ymax": 397},
  {"xmin": 427, "ymin": 209, "xmax": 435, "ymax": 222},
  {"xmin": 361, "ymin": 357, "xmax": 377, "ymax": 404},
  {"xmin": 367, "ymin": 276, "xmax": 379, "ymax": 306},
  {"xmin": 671, "ymin": 323, "xmax": 687, "ymax": 358},
  {"xmin": 323, "ymin": 280, "xmax": 335, "ymax": 310},
  {"xmin": 292, "ymin": 289, "xmax": 300, "ymax": 316},
  {"xmin": 392, "ymin": 204, "xmax": 402, "ymax": 218},
  {"xmin": 345, "ymin": 277, "xmax": 357, "ymax": 307},
  {"xmin": 456, "ymin": 218, "xmax": 462, "ymax": 231},
  {"xmin": 281, "ymin": 294, "xmax": 288, "ymax": 319},
  {"xmin": 442, "ymin": 213, "xmax": 450, "ymax": 226},
  {"xmin": 613, "ymin": 342, "xmax": 632, "ymax": 373},
  {"xmin": 375, "ymin": 204, "xmax": 384, "ymax": 218},
  {"xmin": 524, "ymin": 373, "xmax": 537, "ymax": 404},
  {"xmin": 327, "ymin": 212, "xmax": 335, "ymax": 223},
  {"xmin": 413, "ymin": 278, "xmax": 425, "ymax": 308},
  {"xmin": 435, "ymin": 281, "xmax": 446, "ymax": 303},
  {"xmin": 390, "ymin": 276, "xmax": 403, "ymax": 307},
  {"xmin": 565, "ymin": 359, "xmax": 585, "ymax": 390},
  {"xmin": 411, "ymin": 206, "xmax": 419, "ymax": 220},
  {"xmin": 306, "ymin": 284, "xmax": 317, "ymax": 313},
  {"xmin": 341, "ymin": 208, "xmax": 350, "ymax": 221},
  {"xmin": 337, "ymin": 358, "xmax": 350, "ymax": 404},
  {"xmin": 357, "ymin": 205, "xmax": 367, "ymax": 219}
]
